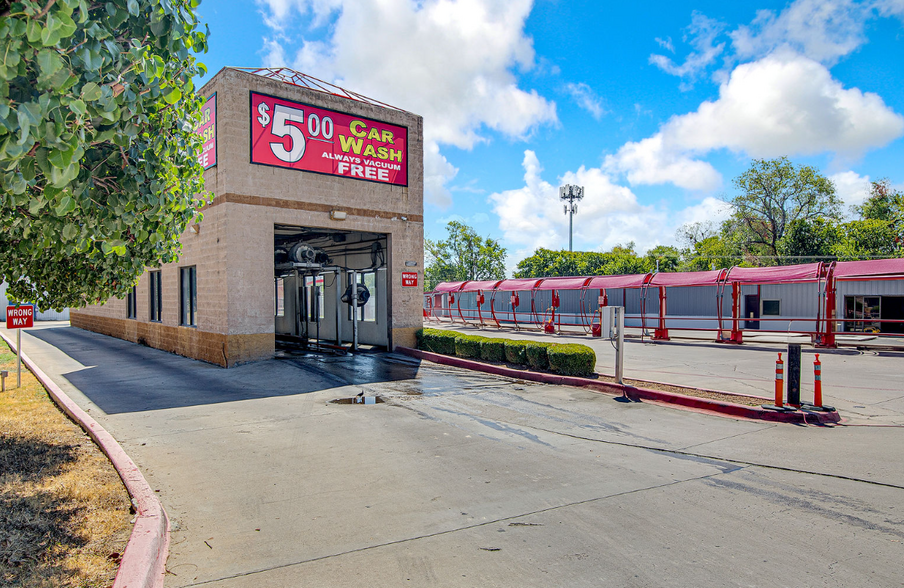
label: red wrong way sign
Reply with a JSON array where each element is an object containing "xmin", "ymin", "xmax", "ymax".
[
  {"xmin": 6, "ymin": 305, "xmax": 34, "ymax": 329},
  {"xmin": 401, "ymin": 272, "xmax": 418, "ymax": 287}
]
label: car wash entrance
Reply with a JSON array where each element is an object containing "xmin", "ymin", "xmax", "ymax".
[{"xmin": 275, "ymin": 224, "xmax": 389, "ymax": 351}]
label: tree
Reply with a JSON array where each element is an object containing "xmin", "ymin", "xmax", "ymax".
[
  {"xmin": 514, "ymin": 243, "xmax": 650, "ymax": 278},
  {"xmin": 1, "ymin": 0, "xmax": 209, "ymax": 309},
  {"xmin": 854, "ymin": 179, "xmax": 904, "ymax": 222},
  {"xmin": 728, "ymin": 157, "xmax": 841, "ymax": 262},
  {"xmin": 645, "ymin": 245, "xmax": 680, "ymax": 273},
  {"xmin": 425, "ymin": 221, "xmax": 506, "ymax": 290},
  {"xmin": 777, "ymin": 218, "xmax": 843, "ymax": 263},
  {"xmin": 678, "ymin": 235, "xmax": 743, "ymax": 272}
]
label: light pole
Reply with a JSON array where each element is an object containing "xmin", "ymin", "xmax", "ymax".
[{"xmin": 559, "ymin": 184, "xmax": 584, "ymax": 252}]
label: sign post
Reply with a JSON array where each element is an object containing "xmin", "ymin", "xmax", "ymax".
[{"xmin": 6, "ymin": 305, "xmax": 34, "ymax": 389}]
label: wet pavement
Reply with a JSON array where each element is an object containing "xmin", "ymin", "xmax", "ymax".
[{"xmin": 5, "ymin": 322, "xmax": 904, "ymax": 587}]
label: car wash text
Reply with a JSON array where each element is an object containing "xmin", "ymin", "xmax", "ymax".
[{"xmin": 250, "ymin": 92, "xmax": 408, "ymax": 186}]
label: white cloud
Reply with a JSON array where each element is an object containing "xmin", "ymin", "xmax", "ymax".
[
  {"xmin": 604, "ymin": 135, "xmax": 722, "ymax": 191},
  {"xmin": 490, "ymin": 151, "xmax": 733, "ymax": 273},
  {"xmin": 607, "ymin": 51, "xmax": 904, "ymax": 190},
  {"xmin": 730, "ymin": 0, "xmax": 868, "ymax": 65},
  {"xmin": 830, "ymin": 170, "xmax": 872, "ymax": 208},
  {"xmin": 564, "ymin": 82, "xmax": 605, "ymax": 120},
  {"xmin": 255, "ymin": 0, "xmax": 557, "ymax": 207},
  {"xmin": 655, "ymin": 36, "xmax": 675, "ymax": 53},
  {"xmin": 649, "ymin": 12, "xmax": 726, "ymax": 81},
  {"xmin": 666, "ymin": 51, "xmax": 904, "ymax": 158}
]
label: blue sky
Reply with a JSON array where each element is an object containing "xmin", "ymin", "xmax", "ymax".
[{"xmin": 196, "ymin": 0, "xmax": 904, "ymax": 273}]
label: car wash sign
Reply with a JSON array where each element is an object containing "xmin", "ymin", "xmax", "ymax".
[
  {"xmin": 196, "ymin": 94, "xmax": 216, "ymax": 169},
  {"xmin": 6, "ymin": 305, "xmax": 34, "ymax": 328},
  {"xmin": 250, "ymin": 92, "xmax": 407, "ymax": 186}
]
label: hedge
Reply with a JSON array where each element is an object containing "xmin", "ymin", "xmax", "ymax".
[
  {"xmin": 525, "ymin": 342, "xmax": 552, "ymax": 371},
  {"xmin": 416, "ymin": 328, "xmax": 460, "ymax": 355},
  {"xmin": 503, "ymin": 340, "xmax": 529, "ymax": 365},
  {"xmin": 455, "ymin": 334, "xmax": 486, "ymax": 359},
  {"xmin": 415, "ymin": 329, "xmax": 597, "ymax": 378},
  {"xmin": 480, "ymin": 338, "xmax": 506, "ymax": 363},
  {"xmin": 547, "ymin": 343, "xmax": 597, "ymax": 377}
]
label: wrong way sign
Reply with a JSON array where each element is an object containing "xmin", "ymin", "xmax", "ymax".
[{"xmin": 6, "ymin": 305, "xmax": 34, "ymax": 329}]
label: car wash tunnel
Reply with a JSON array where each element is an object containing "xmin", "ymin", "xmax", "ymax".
[{"xmin": 274, "ymin": 224, "xmax": 389, "ymax": 353}]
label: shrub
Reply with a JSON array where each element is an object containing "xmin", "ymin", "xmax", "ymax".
[
  {"xmin": 547, "ymin": 343, "xmax": 597, "ymax": 377},
  {"xmin": 504, "ymin": 340, "xmax": 529, "ymax": 365},
  {"xmin": 455, "ymin": 334, "xmax": 486, "ymax": 359},
  {"xmin": 418, "ymin": 328, "xmax": 460, "ymax": 355},
  {"xmin": 525, "ymin": 342, "xmax": 552, "ymax": 370},
  {"xmin": 479, "ymin": 338, "xmax": 506, "ymax": 363}
]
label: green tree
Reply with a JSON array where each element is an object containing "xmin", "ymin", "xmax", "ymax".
[
  {"xmin": 1, "ymin": 0, "xmax": 209, "ymax": 309},
  {"xmin": 854, "ymin": 179, "xmax": 904, "ymax": 222},
  {"xmin": 425, "ymin": 221, "xmax": 506, "ymax": 290},
  {"xmin": 835, "ymin": 219, "xmax": 901, "ymax": 260},
  {"xmin": 514, "ymin": 243, "xmax": 650, "ymax": 278},
  {"xmin": 678, "ymin": 235, "xmax": 743, "ymax": 272},
  {"xmin": 777, "ymin": 218, "xmax": 843, "ymax": 263},
  {"xmin": 728, "ymin": 157, "xmax": 841, "ymax": 262},
  {"xmin": 645, "ymin": 245, "xmax": 680, "ymax": 273}
]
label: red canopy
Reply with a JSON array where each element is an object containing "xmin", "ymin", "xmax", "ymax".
[
  {"xmin": 494, "ymin": 278, "xmax": 543, "ymax": 291},
  {"xmin": 433, "ymin": 281, "xmax": 465, "ymax": 293},
  {"xmin": 586, "ymin": 274, "xmax": 648, "ymax": 289},
  {"xmin": 833, "ymin": 258, "xmax": 904, "ymax": 279},
  {"xmin": 534, "ymin": 276, "xmax": 592, "ymax": 291},
  {"xmin": 458, "ymin": 280, "xmax": 503, "ymax": 292},
  {"xmin": 726, "ymin": 263, "xmax": 821, "ymax": 284},
  {"xmin": 650, "ymin": 270, "xmax": 724, "ymax": 287}
]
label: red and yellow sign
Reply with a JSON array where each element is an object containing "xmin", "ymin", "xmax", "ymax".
[
  {"xmin": 196, "ymin": 93, "xmax": 216, "ymax": 169},
  {"xmin": 250, "ymin": 92, "xmax": 407, "ymax": 186}
]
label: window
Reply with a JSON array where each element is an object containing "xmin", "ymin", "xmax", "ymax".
[
  {"xmin": 275, "ymin": 277, "xmax": 285, "ymax": 317},
  {"xmin": 126, "ymin": 286, "xmax": 137, "ymax": 319},
  {"xmin": 762, "ymin": 300, "xmax": 781, "ymax": 316},
  {"xmin": 180, "ymin": 266, "xmax": 197, "ymax": 326},
  {"xmin": 348, "ymin": 272, "xmax": 376, "ymax": 322},
  {"xmin": 149, "ymin": 271, "xmax": 162, "ymax": 322}
]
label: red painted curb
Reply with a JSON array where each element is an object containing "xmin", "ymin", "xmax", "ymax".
[
  {"xmin": 398, "ymin": 347, "xmax": 840, "ymax": 425},
  {"xmin": 1, "ymin": 332, "xmax": 169, "ymax": 588}
]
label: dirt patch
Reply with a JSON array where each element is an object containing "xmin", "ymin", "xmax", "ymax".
[
  {"xmin": 0, "ymin": 341, "xmax": 131, "ymax": 587},
  {"xmin": 611, "ymin": 376, "xmax": 768, "ymax": 407}
]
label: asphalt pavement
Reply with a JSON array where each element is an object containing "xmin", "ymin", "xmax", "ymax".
[{"xmin": 4, "ymin": 321, "xmax": 904, "ymax": 587}]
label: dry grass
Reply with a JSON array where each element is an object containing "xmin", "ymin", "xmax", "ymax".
[{"xmin": 0, "ymin": 341, "xmax": 131, "ymax": 587}]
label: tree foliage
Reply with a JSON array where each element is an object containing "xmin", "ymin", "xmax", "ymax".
[
  {"xmin": 514, "ymin": 243, "xmax": 650, "ymax": 278},
  {"xmin": 425, "ymin": 221, "xmax": 506, "ymax": 290},
  {"xmin": 728, "ymin": 157, "xmax": 841, "ymax": 260},
  {"xmin": 1, "ymin": 0, "xmax": 209, "ymax": 309}
]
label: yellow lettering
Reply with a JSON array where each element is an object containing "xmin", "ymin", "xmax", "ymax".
[
  {"xmin": 363, "ymin": 144, "xmax": 377, "ymax": 158},
  {"xmin": 350, "ymin": 120, "xmax": 367, "ymax": 138},
  {"xmin": 377, "ymin": 146, "xmax": 388, "ymax": 160},
  {"xmin": 380, "ymin": 130, "xmax": 394, "ymax": 143},
  {"xmin": 388, "ymin": 148, "xmax": 403, "ymax": 162},
  {"xmin": 338, "ymin": 134, "xmax": 363, "ymax": 155},
  {"xmin": 367, "ymin": 127, "xmax": 381, "ymax": 140}
]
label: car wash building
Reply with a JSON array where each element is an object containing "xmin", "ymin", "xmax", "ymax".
[{"xmin": 70, "ymin": 67, "xmax": 424, "ymax": 366}]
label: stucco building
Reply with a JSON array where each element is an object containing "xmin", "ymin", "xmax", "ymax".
[{"xmin": 70, "ymin": 67, "xmax": 425, "ymax": 366}]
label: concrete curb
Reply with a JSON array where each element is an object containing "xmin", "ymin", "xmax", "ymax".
[
  {"xmin": 398, "ymin": 347, "xmax": 840, "ymax": 425},
  {"xmin": 1, "ymin": 332, "xmax": 169, "ymax": 588}
]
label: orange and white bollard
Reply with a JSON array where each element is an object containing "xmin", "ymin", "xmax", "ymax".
[
  {"xmin": 813, "ymin": 354, "xmax": 822, "ymax": 407},
  {"xmin": 774, "ymin": 352, "xmax": 784, "ymax": 408}
]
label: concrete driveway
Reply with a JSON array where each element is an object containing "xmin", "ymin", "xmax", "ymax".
[{"xmin": 6, "ymin": 323, "xmax": 904, "ymax": 587}]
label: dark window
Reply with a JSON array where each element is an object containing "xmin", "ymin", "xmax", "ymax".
[
  {"xmin": 149, "ymin": 271, "xmax": 162, "ymax": 322},
  {"xmin": 762, "ymin": 300, "xmax": 781, "ymax": 316},
  {"xmin": 126, "ymin": 286, "xmax": 137, "ymax": 319},
  {"xmin": 180, "ymin": 266, "xmax": 197, "ymax": 327}
]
